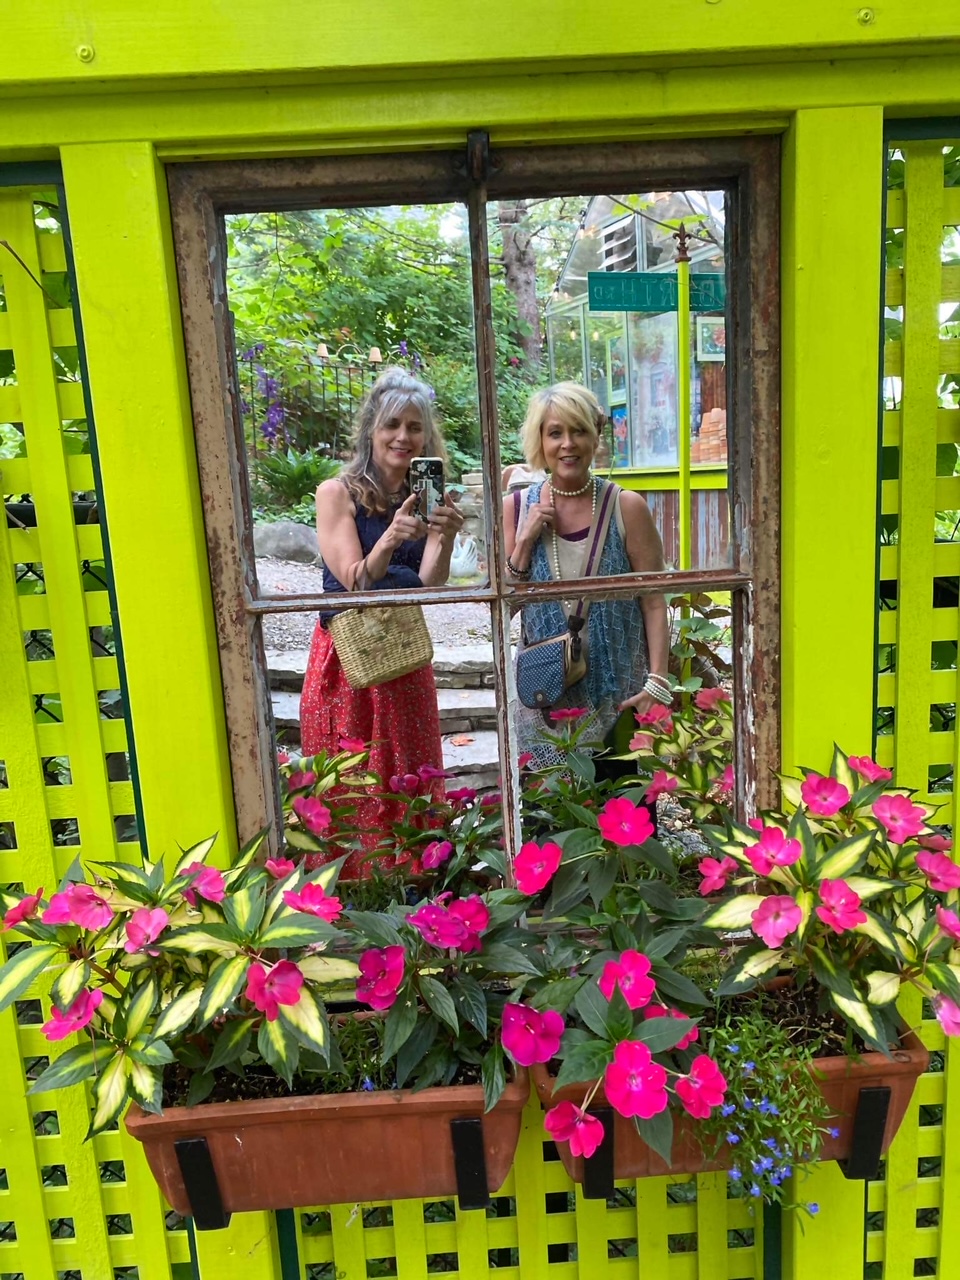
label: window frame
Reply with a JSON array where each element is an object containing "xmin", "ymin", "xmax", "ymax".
[{"xmin": 167, "ymin": 133, "xmax": 780, "ymax": 853}]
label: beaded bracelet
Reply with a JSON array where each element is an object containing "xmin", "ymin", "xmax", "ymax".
[
  {"xmin": 642, "ymin": 677, "xmax": 673, "ymax": 705},
  {"xmin": 506, "ymin": 556, "xmax": 532, "ymax": 580}
]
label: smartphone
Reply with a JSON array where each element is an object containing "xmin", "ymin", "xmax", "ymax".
[{"xmin": 409, "ymin": 457, "xmax": 445, "ymax": 518}]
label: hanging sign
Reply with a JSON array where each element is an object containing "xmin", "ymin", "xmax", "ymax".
[{"xmin": 587, "ymin": 271, "xmax": 726, "ymax": 313}]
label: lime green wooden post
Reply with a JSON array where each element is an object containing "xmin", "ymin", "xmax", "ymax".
[
  {"xmin": 780, "ymin": 104, "xmax": 885, "ymax": 1277},
  {"xmin": 895, "ymin": 142, "xmax": 945, "ymax": 802},
  {"xmin": 57, "ymin": 141, "xmax": 236, "ymax": 860},
  {"xmin": 56, "ymin": 141, "xmax": 273, "ymax": 1278},
  {"xmin": 694, "ymin": 1173, "xmax": 728, "ymax": 1280},
  {"xmin": 676, "ymin": 250, "xmax": 692, "ymax": 572}
]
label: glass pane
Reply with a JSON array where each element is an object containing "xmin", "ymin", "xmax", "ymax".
[
  {"xmin": 491, "ymin": 189, "xmax": 732, "ymax": 576},
  {"xmin": 512, "ymin": 589, "xmax": 736, "ymax": 862},
  {"xmin": 225, "ymin": 203, "xmax": 486, "ymax": 597},
  {"xmin": 267, "ymin": 601, "xmax": 505, "ymax": 886}
]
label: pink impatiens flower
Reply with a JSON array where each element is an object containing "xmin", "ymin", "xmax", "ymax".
[
  {"xmin": 598, "ymin": 797, "xmax": 654, "ymax": 848},
  {"xmin": 514, "ymin": 841, "xmax": 563, "ymax": 896},
  {"xmin": 356, "ymin": 946, "xmax": 405, "ymax": 1011},
  {"xmin": 421, "ymin": 840, "xmax": 453, "ymax": 870},
  {"xmin": 675, "ymin": 1055, "xmax": 727, "ymax": 1119},
  {"xmin": 550, "ymin": 707, "xmax": 588, "ymax": 722},
  {"xmin": 245, "ymin": 960, "xmax": 304, "ymax": 1021},
  {"xmin": 417, "ymin": 763, "xmax": 450, "ymax": 783},
  {"xmin": 848, "ymin": 755, "xmax": 893, "ymax": 783},
  {"xmin": 815, "ymin": 878, "xmax": 867, "ymax": 935},
  {"xmin": 598, "ymin": 950, "xmax": 656, "ymax": 1010},
  {"xmin": 936, "ymin": 906, "xmax": 960, "ymax": 943},
  {"xmin": 800, "ymin": 773, "xmax": 850, "ymax": 817},
  {"xmin": 3, "ymin": 887, "xmax": 44, "ymax": 931},
  {"xmin": 501, "ymin": 1003, "xmax": 565, "ymax": 1066},
  {"xmin": 282, "ymin": 882, "xmax": 342, "ymax": 922},
  {"xmin": 635, "ymin": 703, "xmax": 673, "ymax": 730},
  {"xmin": 389, "ymin": 773, "xmax": 421, "ymax": 797},
  {"xmin": 41, "ymin": 988, "xmax": 103, "ymax": 1041},
  {"xmin": 751, "ymin": 895, "xmax": 802, "ymax": 948},
  {"xmin": 124, "ymin": 907, "xmax": 169, "ymax": 954},
  {"xmin": 934, "ymin": 995, "xmax": 960, "ymax": 1038},
  {"xmin": 644, "ymin": 1003, "xmax": 699, "ymax": 1050},
  {"xmin": 338, "ymin": 737, "xmax": 367, "ymax": 753},
  {"xmin": 42, "ymin": 883, "xmax": 114, "ymax": 931},
  {"xmin": 265, "ymin": 857, "xmax": 296, "ymax": 879},
  {"xmin": 604, "ymin": 1040, "xmax": 669, "ymax": 1119},
  {"xmin": 745, "ymin": 825, "xmax": 802, "ymax": 876},
  {"xmin": 646, "ymin": 770, "xmax": 678, "ymax": 802},
  {"xmin": 698, "ymin": 856, "xmax": 738, "ymax": 895},
  {"xmin": 287, "ymin": 770, "xmax": 317, "ymax": 791},
  {"xmin": 182, "ymin": 862, "xmax": 226, "ymax": 906},
  {"xmin": 544, "ymin": 1102, "xmax": 605, "ymax": 1159},
  {"xmin": 409, "ymin": 895, "xmax": 489, "ymax": 953},
  {"xmin": 292, "ymin": 795, "xmax": 332, "ymax": 834},
  {"xmin": 919, "ymin": 833, "xmax": 952, "ymax": 853},
  {"xmin": 694, "ymin": 687, "xmax": 730, "ymax": 712},
  {"xmin": 629, "ymin": 732, "xmax": 655, "ymax": 752},
  {"xmin": 719, "ymin": 764, "xmax": 735, "ymax": 793},
  {"xmin": 916, "ymin": 850, "xmax": 960, "ymax": 892},
  {"xmin": 873, "ymin": 793, "xmax": 926, "ymax": 845},
  {"xmin": 446, "ymin": 787, "xmax": 477, "ymax": 805}
]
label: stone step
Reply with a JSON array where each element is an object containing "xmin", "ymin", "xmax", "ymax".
[
  {"xmin": 270, "ymin": 687, "xmax": 497, "ymax": 730},
  {"xmin": 265, "ymin": 644, "xmax": 497, "ymax": 692}
]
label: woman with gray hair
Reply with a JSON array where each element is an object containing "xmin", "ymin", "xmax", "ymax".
[{"xmin": 300, "ymin": 367, "xmax": 463, "ymax": 873}]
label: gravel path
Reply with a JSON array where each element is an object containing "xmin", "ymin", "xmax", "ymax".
[{"xmin": 256, "ymin": 557, "xmax": 514, "ymax": 653}]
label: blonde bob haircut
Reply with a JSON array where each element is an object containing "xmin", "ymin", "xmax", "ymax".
[{"xmin": 520, "ymin": 381, "xmax": 605, "ymax": 473}]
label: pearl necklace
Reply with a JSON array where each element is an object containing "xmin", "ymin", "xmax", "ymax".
[
  {"xmin": 549, "ymin": 476, "xmax": 598, "ymax": 584},
  {"xmin": 550, "ymin": 473, "xmax": 594, "ymax": 498}
]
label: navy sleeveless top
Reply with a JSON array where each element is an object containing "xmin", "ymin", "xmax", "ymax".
[{"xmin": 320, "ymin": 504, "xmax": 425, "ymax": 624}]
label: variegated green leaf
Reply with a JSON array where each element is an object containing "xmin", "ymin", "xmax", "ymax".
[
  {"xmin": 306, "ymin": 854, "xmax": 347, "ymax": 895},
  {"xmin": 197, "ymin": 955, "xmax": 250, "ymax": 1028},
  {"xmin": 0, "ymin": 943, "xmax": 60, "ymax": 1013},
  {"xmin": 816, "ymin": 830, "xmax": 876, "ymax": 881},
  {"xmin": 854, "ymin": 911, "xmax": 904, "ymax": 958},
  {"xmin": 865, "ymin": 971, "xmax": 900, "ymax": 1006},
  {"xmin": 701, "ymin": 895, "xmax": 763, "ymax": 931},
  {"xmin": 128, "ymin": 1036, "xmax": 176, "ymax": 1066},
  {"xmin": 89, "ymin": 1052, "xmax": 130, "ymax": 1136},
  {"xmin": 284, "ymin": 827, "xmax": 324, "ymax": 852},
  {"xmin": 924, "ymin": 961, "xmax": 960, "ymax": 1005},
  {"xmin": 206, "ymin": 1019, "xmax": 253, "ymax": 1071},
  {"xmin": 256, "ymin": 914, "xmax": 338, "ymax": 949},
  {"xmin": 128, "ymin": 1059, "xmax": 162, "ymax": 1114},
  {"xmin": 257, "ymin": 1015, "xmax": 297, "ymax": 1086},
  {"xmin": 173, "ymin": 835, "xmax": 219, "ymax": 877},
  {"xmin": 51, "ymin": 958, "xmax": 91, "ymax": 1011},
  {"xmin": 278, "ymin": 988, "xmax": 330, "ymax": 1062},
  {"xmin": 830, "ymin": 744, "xmax": 857, "ymax": 796},
  {"xmin": 262, "ymin": 870, "xmax": 301, "ymax": 927},
  {"xmin": 830, "ymin": 993, "xmax": 887, "ymax": 1050},
  {"xmin": 151, "ymin": 986, "xmax": 203, "ymax": 1039},
  {"xmin": 843, "ymin": 875, "xmax": 896, "ymax": 901},
  {"xmin": 159, "ymin": 925, "xmax": 240, "ymax": 957},
  {"xmin": 716, "ymin": 944, "xmax": 781, "ymax": 995},
  {"xmin": 29, "ymin": 1037, "xmax": 115, "ymax": 1094},
  {"xmin": 122, "ymin": 977, "xmax": 157, "ymax": 1041},
  {"xmin": 298, "ymin": 955, "xmax": 359, "ymax": 987},
  {"xmin": 231, "ymin": 828, "xmax": 268, "ymax": 871},
  {"xmin": 779, "ymin": 774, "xmax": 803, "ymax": 811},
  {"xmin": 222, "ymin": 885, "xmax": 265, "ymax": 940}
]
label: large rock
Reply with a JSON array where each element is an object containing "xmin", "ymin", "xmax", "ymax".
[{"xmin": 253, "ymin": 521, "xmax": 320, "ymax": 564}]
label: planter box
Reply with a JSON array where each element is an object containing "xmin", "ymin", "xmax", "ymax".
[
  {"xmin": 531, "ymin": 1028, "xmax": 929, "ymax": 1183},
  {"xmin": 126, "ymin": 1070, "xmax": 529, "ymax": 1215}
]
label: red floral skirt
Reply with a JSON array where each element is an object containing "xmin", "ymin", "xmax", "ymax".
[{"xmin": 299, "ymin": 622, "xmax": 445, "ymax": 877}]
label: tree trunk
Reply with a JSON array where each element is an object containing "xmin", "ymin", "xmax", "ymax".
[{"xmin": 498, "ymin": 200, "xmax": 542, "ymax": 373}]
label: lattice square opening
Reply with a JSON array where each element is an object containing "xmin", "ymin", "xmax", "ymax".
[
  {"xmin": 422, "ymin": 1200, "xmax": 455, "ymax": 1223},
  {"xmin": 0, "ymin": 822, "xmax": 15, "ymax": 850},
  {"xmin": 98, "ymin": 690, "xmax": 124, "ymax": 720},
  {"xmin": 33, "ymin": 694, "xmax": 62, "ymax": 724},
  {"xmin": 90, "ymin": 626, "xmax": 115, "ymax": 658},
  {"xmin": 41, "ymin": 1165, "xmax": 67, "ymax": 1186},
  {"xmin": 49, "ymin": 1217, "xmax": 75, "ymax": 1238},
  {"xmin": 300, "ymin": 1211, "xmax": 331, "ymax": 1235},
  {"xmin": 917, "ymin": 1207, "xmax": 940, "ymax": 1228},
  {"xmin": 106, "ymin": 1214, "xmax": 132, "ymax": 1236},
  {"xmin": 609, "ymin": 1237, "xmax": 640, "ymax": 1257},
  {"xmin": 81, "ymin": 559, "xmax": 109, "ymax": 593},
  {"xmin": 105, "ymin": 752, "xmax": 130, "ymax": 781},
  {"xmin": 425, "ymin": 1255, "xmax": 458, "ymax": 1272},
  {"xmin": 365, "ymin": 1259, "xmax": 397, "ymax": 1277},
  {"xmin": 0, "ymin": 1222, "xmax": 17, "ymax": 1242},
  {"xmin": 50, "ymin": 818, "xmax": 79, "ymax": 847},
  {"xmin": 23, "ymin": 629, "xmax": 54, "ymax": 660},
  {"xmin": 33, "ymin": 1111, "xmax": 60, "ymax": 1136},
  {"xmin": 42, "ymin": 756, "xmax": 71, "ymax": 786},
  {"xmin": 487, "ymin": 1248, "xmax": 518, "ymax": 1267},
  {"xmin": 15, "ymin": 1000, "xmax": 42, "ymax": 1026},
  {"xmin": 114, "ymin": 815, "xmax": 139, "ymax": 844},
  {"xmin": 14, "ymin": 562, "xmax": 46, "ymax": 594},
  {"xmin": 0, "ymin": 761, "xmax": 6, "ymax": 788}
]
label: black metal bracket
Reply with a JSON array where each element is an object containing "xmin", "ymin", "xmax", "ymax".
[
  {"xmin": 582, "ymin": 1107, "xmax": 615, "ymax": 1200},
  {"xmin": 451, "ymin": 1117, "xmax": 491, "ymax": 1210},
  {"xmin": 465, "ymin": 131, "xmax": 492, "ymax": 186},
  {"xmin": 174, "ymin": 1137, "xmax": 232, "ymax": 1231},
  {"xmin": 837, "ymin": 1086, "xmax": 892, "ymax": 1181}
]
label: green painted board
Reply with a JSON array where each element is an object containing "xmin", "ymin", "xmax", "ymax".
[{"xmin": 587, "ymin": 271, "xmax": 726, "ymax": 313}]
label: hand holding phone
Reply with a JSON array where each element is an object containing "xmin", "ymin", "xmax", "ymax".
[{"xmin": 409, "ymin": 457, "xmax": 445, "ymax": 519}]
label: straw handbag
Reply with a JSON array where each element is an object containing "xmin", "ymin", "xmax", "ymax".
[{"xmin": 330, "ymin": 602, "xmax": 434, "ymax": 690}]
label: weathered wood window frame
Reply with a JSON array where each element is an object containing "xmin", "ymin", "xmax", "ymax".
[{"xmin": 167, "ymin": 134, "xmax": 780, "ymax": 856}]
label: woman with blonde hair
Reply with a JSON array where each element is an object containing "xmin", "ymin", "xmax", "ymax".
[
  {"xmin": 505, "ymin": 381, "xmax": 670, "ymax": 775},
  {"xmin": 300, "ymin": 367, "xmax": 463, "ymax": 872}
]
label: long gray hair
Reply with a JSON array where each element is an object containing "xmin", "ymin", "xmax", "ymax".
[{"xmin": 340, "ymin": 366, "xmax": 448, "ymax": 514}]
